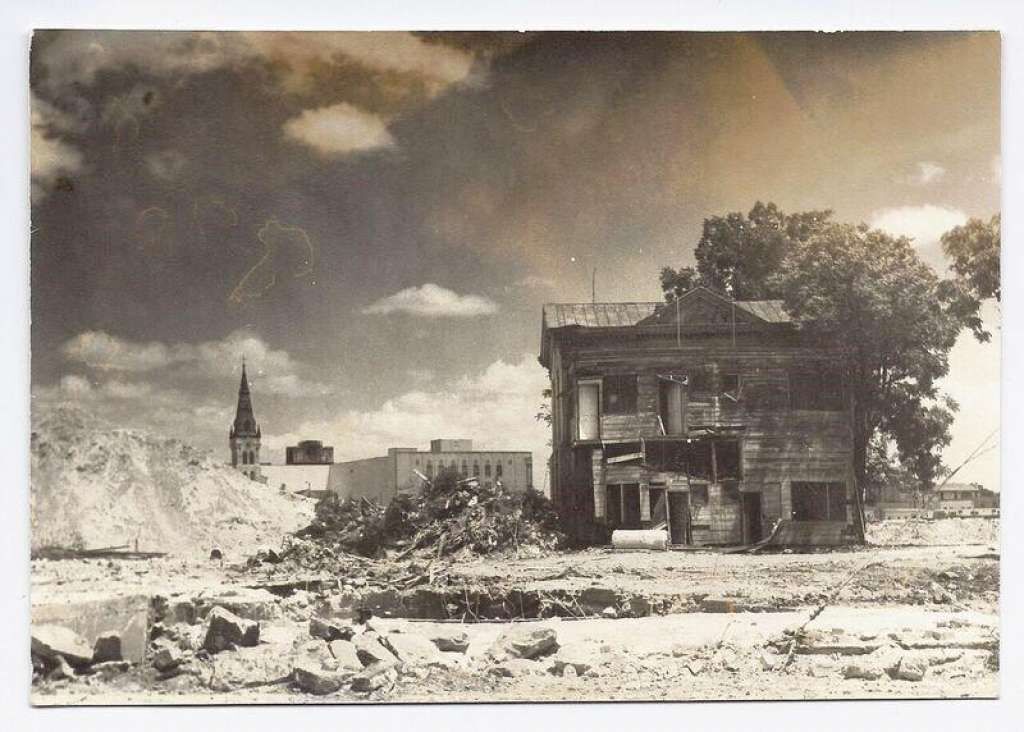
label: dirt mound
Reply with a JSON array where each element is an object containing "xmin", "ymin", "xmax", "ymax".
[
  {"xmin": 31, "ymin": 405, "xmax": 314, "ymax": 557},
  {"xmin": 866, "ymin": 518, "xmax": 1000, "ymax": 547},
  {"xmin": 275, "ymin": 467, "xmax": 565, "ymax": 566}
]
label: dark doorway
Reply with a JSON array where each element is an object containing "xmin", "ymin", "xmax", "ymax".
[
  {"xmin": 742, "ymin": 492, "xmax": 763, "ymax": 543},
  {"xmin": 668, "ymin": 492, "xmax": 691, "ymax": 545}
]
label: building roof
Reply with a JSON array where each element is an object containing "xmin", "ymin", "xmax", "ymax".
[
  {"xmin": 539, "ymin": 288, "xmax": 795, "ymax": 366},
  {"xmin": 541, "ymin": 295, "xmax": 792, "ymax": 331},
  {"xmin": 934, "ymin": 482, "xmax": 986, "ymax": 493},
  {"xmin": 542, "ymin": 302, "xmax": 661, "ymax": 330}
]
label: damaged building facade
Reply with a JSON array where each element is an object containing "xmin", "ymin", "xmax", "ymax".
[{"xmin": 540, "ymin": 287, "xmax": 861, "ymax": 547}]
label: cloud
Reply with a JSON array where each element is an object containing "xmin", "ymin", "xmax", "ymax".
[
  {"xmin": 362, "ymin": 284, "xmax": 499, "ymax": 318},
  {"xmin": 61, "ymin": 329, "xmax": 329, "ymax": 396},
  {"xmin": 869, "ymin": 204, "xmax": 967, "ymax": 249},
  {"xmin": 902, "ymin": 161, "xmax": 946, "ymax": 186},
  {"xmin": 514, "ymin": 275, "xmax": 557, "ymax": 289},
  {"xmin": 31, "ymin": 92, "xmax": 85, "ymax": 201},
  {"xmin": 271, "ymin": 354, "xmax": 551, "ymax": 479},
  {"xmin": 36, "ymin": 31, "xmax": 477, "ymax": 97},
  {"xmin": 283, "ymin": 103, "xmax": 395, "ymax": 157}
]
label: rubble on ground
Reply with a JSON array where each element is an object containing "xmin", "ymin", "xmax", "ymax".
[{"xmin": 277, "ymin": 467, "xmax": 565, "ymax": 566}]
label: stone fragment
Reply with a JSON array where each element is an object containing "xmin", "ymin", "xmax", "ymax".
[
  {"xmin": 293, "ymin": 659, "xmax": 344, "ymax": 695},
  {"xmin": 353, "ymin": 632, "xmax": 400, "ymax": 667},
  {"xmin": 92, "ymin": 631, "xmax": 123, "ymax": 664},
  {"xmin": 309, "ymin": 616, "xmax": 354, "ymax": 642},
  {"xmin": 31, "ymin": 625, "xmax": 93, "ymax": 667},
  {"xmin": 152, "ymin": 645, "xmax": 184, "ymax": 672},
  {"xmin": 203, "ymin": 606, "xmax": 260, "ymax": 653},
  {"xmin": 548, "ymin": 642, "xmax": 600, "ymax": 676},
  {"xmin": 893, "ymin": 656, "xmax": 928, "ymax": 681},
  {"xmin": 431, "ymin": 631, "xmax": 470, "ymax": 653},
  {"xmin": 49, "ymin": 655, "xmax": 76, "ymax": 681},
  {"xmin": 327, "ymin": 640, "xmax": 364, "ymax": 672},
  {"xmin": 488, "ymin": 626, "xmax": 559, "ymax": 661},
  {"xmin": 842, "ymin": 661, "xmax": 884, "ymax": 680},
  {"xmin": 686, "ymin": 659, "xmax": 705, "ymax": 676},
  {"xmin": 383, "ymin": 633, "xmax": 451, "ymax": 668},
  {"xmin": 350, "ymin": 661, "xmax": 398, "ymax": 692}
]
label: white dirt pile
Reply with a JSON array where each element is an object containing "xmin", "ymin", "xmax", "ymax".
[
  {"xmin": 866, "ymin": 518, "xmax": 999, "ymax": 547},
  {"xmin": 31, "ymin": 405, "xmax": 314, "ymax": 558}
]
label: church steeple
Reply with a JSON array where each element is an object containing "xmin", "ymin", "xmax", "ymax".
[
  {"xmin": 229, "ymin": 359, "xmax": 262, "ymax": 480},
  {"xmin": 231, "ymin": 359, "xmax": 260, "ymax": 437}
]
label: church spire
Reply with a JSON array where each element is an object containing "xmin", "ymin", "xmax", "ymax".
[{"xmin": 232, "ymin": 359, "xmax": 258, "ymax": 437}]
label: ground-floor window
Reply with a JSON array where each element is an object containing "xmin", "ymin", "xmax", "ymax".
[
  {"xmin": 791, "ymin": 481, "xmax": 847, "ymax": 521},
  {"xmin": 606, "ymin": 483, "xmax": 641, "ymax": 529}
]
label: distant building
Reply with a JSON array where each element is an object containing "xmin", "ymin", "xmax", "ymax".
[
  {"xmin": 934, "ymin": 482, "xmax": 1000, "ymax": 511},
  {"xmin": 262, "ymin": 464, "xmax": 332, "ymax": 498},
  {"xmin": 286, "ymin": 440, "xmax": 335, "ymax": 465},
  {"xmin": 328, "ymin": 439, "xmax": 534, "ymax": 503},
  {"xmin": 228, "ymin": 361, "xmax": 262, "ymax": 481}
]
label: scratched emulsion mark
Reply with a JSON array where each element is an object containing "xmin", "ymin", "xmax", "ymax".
[
  {"xmin": 134, "ymin": 206, "xmax": 172, "ymax": 258},
  {"xmin": 228, "ymin": 219, "xmax": 317, "ymax": 305},
  {"xmin": 191, "ymin": 196, "xmax": 239, "ymax": 242}
]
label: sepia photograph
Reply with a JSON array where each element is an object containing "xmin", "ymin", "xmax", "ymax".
[{"xmin": 25, "ymin": 24, "xmax": 1003, "ymax": 708}]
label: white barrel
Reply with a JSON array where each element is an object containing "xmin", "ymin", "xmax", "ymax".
[{"xmin": 611, "ymin": 529, "xmax": 668, "ymax": 551}]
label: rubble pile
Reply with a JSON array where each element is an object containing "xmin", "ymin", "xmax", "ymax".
[
  {"xmin": 289, "ymin": 468, "xmax": 565, "ymax": 562},
  {"xmin": 31, "ymin": 405, "xmax": 314, "ymax": 557},
  {"xmin": 866, "ymin": 517, "xmax": 1000, "ymax": 547}
]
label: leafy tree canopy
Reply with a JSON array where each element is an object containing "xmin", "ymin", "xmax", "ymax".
[{"xmin": 660, "ymin": 204, "xmax": 989, "ymax": 494}]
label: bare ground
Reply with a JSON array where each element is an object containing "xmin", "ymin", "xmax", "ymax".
[{"xmin": 30, "ymin": 519, "xmax": 1000, "ymax": 704}]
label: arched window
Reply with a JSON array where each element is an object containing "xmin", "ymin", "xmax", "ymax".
[
  {"xmin": 484, "ymin": 462, "xmax": 492, "ymax": 477},
  {"xmin": 426, "ymin": 462, "xmax": 434, "ymax": 477},
  {"xmin": 496, "ymin": 462, "xmax": 503, "ymax": 477},
  {"xmin": 241, "ymin": 451, "xmax": 248, "ymax": 465},
  {"xmin": 461, "ymin": 461, "xmax": 468, "ymax": 476},
  {"xmin": 473, "ymin": 463, "xmax": 480, "ymax": 477}
]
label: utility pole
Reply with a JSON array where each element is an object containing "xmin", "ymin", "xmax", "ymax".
[{"xmin": 592, "ymin": 268, "xmax": 596, "ymax": 303}]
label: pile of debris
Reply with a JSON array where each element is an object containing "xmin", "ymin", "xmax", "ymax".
[{"xmin": 274, "ymin": 468, "xmax": 565, "ymax": 564}]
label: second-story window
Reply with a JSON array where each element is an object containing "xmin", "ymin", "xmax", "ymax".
[{"xmin": 603, "ymin": 374, "xmax": 638, "ymax": 414}]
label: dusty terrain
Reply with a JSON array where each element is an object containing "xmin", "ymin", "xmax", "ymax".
[{"xmin": 30, "ymin": 518, "xmax": 1000, "ymax": 704}]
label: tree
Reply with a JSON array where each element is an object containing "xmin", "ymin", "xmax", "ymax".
[
  {"xmin": 770, "ymin": 222, "xmax": 965, "ymax": 494},
  {"xmin": 660, "ymin": 202, "xmax": 832, "ymax": 301},
  {"xmin": 942, "ymin": 214, "xmax": 1001, "ymax": 302}
]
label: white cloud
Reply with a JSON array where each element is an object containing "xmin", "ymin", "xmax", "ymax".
[
  {"xmin": 272, "ymin": 354, "xmax": 551, "ymax": 483},
  {"xmin": 283, "ymin": 103, "xmax": 395, "ymax": 157},
  {"xmin": 37, "ymin": 31, "xmax": 477, "ymax": 97},
  {"xmin": 869, "ymin": 204, "xmax": 967, "ymax": 252},
  {"xmin": 362, "ymin": 283, "xmax": 499, "ymax": 318},
  {"xmin": 31, "ymin": 92, "xmax": 84, "ymax": 201},
  {"xmin": 61, "ymin": 329, "xmax": 329, "ymax": 396},
  {"xmin": 901, "ymin": 161, "xmax": 946, "ymax": 186}
]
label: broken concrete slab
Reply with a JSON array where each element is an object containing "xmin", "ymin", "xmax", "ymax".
[
  {"xmin": 309, "ymin": 616, "xmax": 355, "ymax": 642},
  {"xmin": 430, "ymin": 630, "xmax": 470, "ymax": 653},
  {"xmin": 203, "ymin": 606, "xmax": 260, "ymax": 653},
  {"xmin": 32, "ymin": 625, "xmax": 94, "ymax": 667},
  {"xmin": 33, "ymin": 595, "xmax": 149, "ymax": 663},
  {"xmin": 547, "ymin": 642, "xmax": 600, "ymax": 676},
  {"xmin": 352, "ymin": 632, "xmax": 400, "ymax": 667},
  {"xmin": 193, "ymin": 588, "xmax": 281, "ymax": 622},
  {"xmin": 327, "ymin": 640, "xmax": 363, "ymax": 672},
  {"xmin": 892, "ymin": 656, "xmax": 928, "ymax": 682},
  {"xmin": 489, "ymin": 626, "xmax": 559, "ymax": 661},
  {"xmin": 293, "ymin": 659, "xmax": 345, "ymax": 695},
  {"xmin": 383, "ymin": 633, "xmax": 452, "ymax": 668},
  {"xmin": 350, "ymin": 661, "xmax": 398, "ymax": 692}
]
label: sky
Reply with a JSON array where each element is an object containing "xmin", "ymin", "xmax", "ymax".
[{"xmin": 29, "ymin": 30, "xmax": 1001, "ymax": 492}]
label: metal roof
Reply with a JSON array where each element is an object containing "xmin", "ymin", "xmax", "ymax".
[
  {"xmin": 542, "ymin": 302, "xmax": 661, "ymax": 330},
  {"xmin": 733, "ymin": 300, "xmax": 792, "ymax": 323},
  {"xmin": 542, "ymin": 299, "xmax": 792, "ymax": 330}
]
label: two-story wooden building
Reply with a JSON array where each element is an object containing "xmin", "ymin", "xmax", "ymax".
[{"xmin": 540, "ymin": 287, "xmax": 862, "ymax": 547}]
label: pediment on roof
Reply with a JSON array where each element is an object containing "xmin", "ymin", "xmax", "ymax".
[{"xmin": 638, "ymin": 288, "xmax": 762, "ymax": 327}]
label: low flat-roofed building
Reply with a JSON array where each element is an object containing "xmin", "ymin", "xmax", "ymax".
[
  {"xmin": 286, "ymin": 439, "xmax": 335, "ymax": 465},
  {"xmin": 261, "ymin": 464, "xmax": 332, "ymax": 498},
  {"xmin": 328, "ymin": 439, "xmax": 534, "ymax": 503}
]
